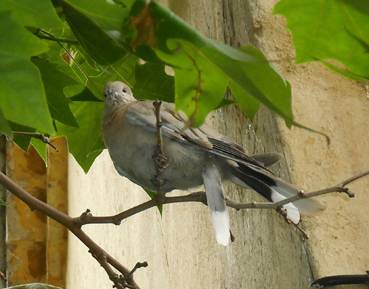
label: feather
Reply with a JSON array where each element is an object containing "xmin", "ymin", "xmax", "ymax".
[{"xmin": 202, "ymin": 163, "xmax": 230, "ymax": 246}]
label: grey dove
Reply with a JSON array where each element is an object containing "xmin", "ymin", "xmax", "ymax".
[{"xmin": 103, "ymin": 81, "xmax": 322, "ymax": 246}]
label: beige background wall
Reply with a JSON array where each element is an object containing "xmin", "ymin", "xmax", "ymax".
[{"xmin": 66, "ymin": 1, "xmax": 369, "ymax": 289}]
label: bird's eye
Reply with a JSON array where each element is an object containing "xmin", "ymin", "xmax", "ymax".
[{"xmin": 122, "ymin": 88, "xmax": 127, "ymax": 93}]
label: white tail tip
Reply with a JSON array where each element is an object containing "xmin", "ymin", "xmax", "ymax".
[
  {"xmin": 211, "ymin": 211, "xmax": 230, "ymax": 246},
  {"xmin": 283, "ymin": 203, "xmax": 301, "ymax": 224}
]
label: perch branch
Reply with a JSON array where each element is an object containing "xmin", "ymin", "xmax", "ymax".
[
  {"xmin": 75, "ymin": 170, "xmax": 369, "ymax": 227},
  {"xmin": 0, "ymin": 172, "xmax": 142, "ymax": 289}
]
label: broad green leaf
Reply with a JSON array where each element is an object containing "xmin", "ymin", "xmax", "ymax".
[
  {"xmin": 56, "ymin": 101, "xmax": 105, "ymax": 172},
  {"xmin": 70, "ymin": 88, "xmax": 103, "ymax": 102},
  {"xmin": 0, "ymin": 0, "xmax": 62, "ymax": 31},
  {"xmin": 274, "ymin": 0, "xmax": 369, "ymax": 79},
  {"xmin": 0, "ymin": 109, "xmax": 12, "ymax": 137},
  {"xmin": 229, "ymin": 81, "xmax": 259, "ymax": 118},
  {"xmin": 342, "ymin": 0, "xmax": 369, "ymax": 48},
  {"xmin": 31, "ymin": 138, "xmax": 48, "ymax": 164},
  {"xmin": 0, "ymin": 11, "xmax": 47, "ymax": 56},
  {"xmin": 61, "ymin": 0, "xmax": 128, "ymax": 65},
  {"xmin": 0, "ymin": 12, "xmax": 54, "ymax": 133},
  {"xmin": 32, "ymin": 57, "xmax": 78, "ymax": 127},
  {"xmin": 134, "ymin": 62, "xmax": 174, "ymax": 102},
  {"xmin": 5, "ymin": 283, "xmax": 62, "ymax": 289},
  {"xmin": 67, "ymin": 0, "xmax": 131, "ymax": 30},
  {"xmin": 157, "ymin": 40, "xmax": 227, "ymax": 126},
  {"xmin": 10, "ymin": 123, "xmax": 35, "ymax": 151},
  {"xmin": 0, "ymin": 54, "xmax": 54, "ymax": 133}
]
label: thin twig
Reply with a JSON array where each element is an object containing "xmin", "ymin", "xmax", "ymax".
[
  {"xmin": 129, "ymin": 262, "xmax": 148, "ymax": 276},
  {"xmin": 13, "ymin": 131, "xmax": 58, "ymax": 151},
  {"xmin": 33, "ymin": 28, "xmax": 79, "ymax": 44},
  {"xmin": 0, "ymin": 172, "xmax": 141, "ymax": 289}
]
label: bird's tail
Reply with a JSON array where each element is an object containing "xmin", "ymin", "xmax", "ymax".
[
  {"xmin": 230, "ymin": 163, "xmax": 324, "ymax": 224},
  {"xmin": 202, "ymin": 163, "xmax": 230, "ymax": 246}
]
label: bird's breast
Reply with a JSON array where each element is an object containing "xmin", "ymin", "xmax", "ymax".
[{"xmin": 103, "ymin": 116, "xmax": 207, "ymax": 193}]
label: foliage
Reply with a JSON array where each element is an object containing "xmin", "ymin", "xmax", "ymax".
[
  {"xmin": 0, "ymin": 0, "xmax": 293, "ymax": 172},
  {"xmin": 274, "ymin": 0, "xmax": 369, "ymax": 81}
]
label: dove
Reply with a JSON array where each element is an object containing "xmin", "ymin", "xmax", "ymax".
[{"xmin": 102, "ymin": 81, "xmax": 322, "ymax": 245}]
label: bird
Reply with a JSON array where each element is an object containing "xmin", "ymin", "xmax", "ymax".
[{"xmin": 102, "ymin": 81, "xmax": 323, "ymax": 246}]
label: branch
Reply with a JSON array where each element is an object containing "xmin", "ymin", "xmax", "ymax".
[
  {"xmin": 75, "ymin": 170, "xmax": 369, "ymax": 227},
  {"xmin": 0, "ymin": 172, "xmax": 142, "ymax": 289},
  {"xmin": 226, "ymin": 170, "xmax": 369, "ymax": 211},
  {"xmin": 13, "ymin": 131, "xmax": 58, "ymax": 151},
  {"xmin": 73, "ymin": 191, "xmax": 206, "ymax": 226}
]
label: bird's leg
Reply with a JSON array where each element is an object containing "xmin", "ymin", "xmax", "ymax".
[{"xmin": 151, "ymin": 101, "xmax": 169, "ymax": 191}]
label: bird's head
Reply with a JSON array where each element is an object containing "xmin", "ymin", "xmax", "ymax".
[{"xmin": 104, "ymin": 81, "xmax": 135, "ymax": 107}]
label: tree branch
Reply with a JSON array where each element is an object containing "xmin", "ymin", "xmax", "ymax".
[
  {"xmin": 0, "ymin": 172, "xmax": 142, "ymax": 289},
  {"xmin": 74, "ymin": 170, "xmax": 369, "ymax": 227}
]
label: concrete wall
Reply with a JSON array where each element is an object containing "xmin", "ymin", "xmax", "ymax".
[{"xmin": 66, "ymin": 1, "xmax": 369, "ymax": 289}]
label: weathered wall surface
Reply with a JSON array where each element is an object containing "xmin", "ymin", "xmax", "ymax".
[
  {"xmin": 66, "ymin": 1, "xmax": 369, "ymax": 289},
  {"xmin": 248, "ymin": 0, "xmax": 369, "ymax": 280}
]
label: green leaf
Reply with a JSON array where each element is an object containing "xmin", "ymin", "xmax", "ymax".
[
  {"xmin": 0, "ymin": 109, "xmax": 12, "ymax": 138},
  {"xmin": 144, "ymin": 189, "xmax": 162, "ymax": 215},
  {"xmin": 274, "ymin": 0, "xmax": 369, "ymax": 79},
  {"xmin": 229, "ymin": 81, "xmax": 259, "ymax": 118},
  {"xmin": 0, "ymin": 54, "xmax": 55, "ymax": 133},
  {"xmin": 0, "ymin": 0, "xmax": 62, "ymax": 31},
  {"xmin": 0, "ymin": 11, "xmax": 48, "ymax": 56},
  {"xmin": 5, "ymin": 283, "xmax": 62, "ymax": 289},
  {"xmin": 10, "ymin": 123, "xmax": 35, "ymax": 151},
  {"xmin": 56, "ymin": 101, "xmax": 105, "ymax": 172},
  {"xmin": 67, "ymin": 0, "xmax": 131, "ymax": 30},
  {"xmin": 0, "ymin": 12, "xmax": 54, "ymax": 133},
  {"xmin": 156, "ymin": 40, "xmax": 227, "ymax": 126},
  {"xmin": 32, "ymin": 57, "xmax": 78, "ymax": 127},
  {"xmin": 134, "ymin": 62, "xmax": 174, "ymax": 102},
  {"xmin": 131, "ymin": 3, "xmax": 292, "ymax": 126},
  {"xmin": 31, "ymin": 138, "xmax": 48, "ymax": 164},
  {"xmin": 70, "ymin": 88, "xmax": 103, "ymax": 102},
  {"xmin": 61, "ymin": 0, "xmax": 128, "ymax": 65}
]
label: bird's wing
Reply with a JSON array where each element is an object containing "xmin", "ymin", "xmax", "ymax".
[{"xmin": 123, "ymin": 100, "xmax": 273, "ymax": 170}]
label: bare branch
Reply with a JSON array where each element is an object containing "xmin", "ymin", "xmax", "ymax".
[
  {"xmin": 0, "ymin": 172, "xmax": 141, "ymax": 289},
  {"xmin": 129, "ymin": 262, "xmax": 148, "ymax": 276},
  {"xmin": 75, "ymin": 170, "xmax": 369, "ymax": 228},
  {"xmin": 73, "ymin": 191, "xmax": 206, "ymax": 226}
]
